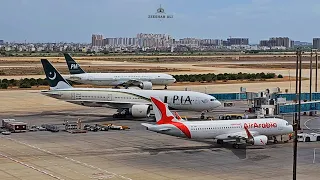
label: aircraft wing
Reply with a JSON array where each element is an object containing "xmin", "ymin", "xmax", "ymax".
[
  {"xmin": 67, "ymin": 100, "xmax": 151, "ymax": 109},
  {"xmin": 119, "ymin": 79, "xmax": 142, "ymax": 87},
  {"xmin": 215, "ymin": 130, "xmax": 260, "ymax": 140}
]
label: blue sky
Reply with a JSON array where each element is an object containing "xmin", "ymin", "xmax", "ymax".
[{"xmin": 1, "ymin": 0, "xmax": 320, "ymax": 43}]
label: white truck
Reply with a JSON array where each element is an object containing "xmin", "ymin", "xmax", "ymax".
[{"xmin": 297, "ymin": 133, "xmax": 320, "ymax": 142}]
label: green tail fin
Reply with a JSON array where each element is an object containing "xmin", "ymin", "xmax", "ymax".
[
  {"xmin": 41, "ymin": 59, "xmax": 72, "ymax": 90},
  {"xmin": 63, "ymin": 53, "xmax": 86, "ymax": 74}
]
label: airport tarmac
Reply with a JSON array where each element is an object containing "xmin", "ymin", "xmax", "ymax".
[{"xmin": 0, "ymin": 108, "xmax": 319, "ymax": 180}]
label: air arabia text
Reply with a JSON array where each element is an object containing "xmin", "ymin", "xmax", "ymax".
[{"xmin": 244, "ymin": 122, "xmax": 277, "ymax": 129}]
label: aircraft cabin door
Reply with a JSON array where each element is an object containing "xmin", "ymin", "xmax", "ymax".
[
  {"xmin": 71, "ymin": 93, "xmax": 75, "ymax": 100},
  {"xmin": 164, "ymin": 96, "xmax": 168, "ymax": 103},
  {"xmin": 107, "ymin": 94, "xmax": 112, "ymax": 101},
  {"xmin": 195, "ymin": 97, "xmax": 200, "ymax": 104},
  {"xmin": 75, "ymin": 93, "xmax": 81, "ymax": 100}
]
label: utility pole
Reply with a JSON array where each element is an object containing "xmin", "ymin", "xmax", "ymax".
[
  {"xmin": 316, "ymin": 50, "xmax": 318, "ymax": 92},
  {"xmin": 310, "ymin": 49, "xmax": 313, "ymax": 102},
  {"xmin": 293, "ymin": 48, "xmax": 302, "ymax": 180}
]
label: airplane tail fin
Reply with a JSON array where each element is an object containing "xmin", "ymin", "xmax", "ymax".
[
  {"xmin": 63, "ymin": 53, "xmax": 86, "ymax": 74},
  {"xmin": 150, "ymin": 96, "xmax": 176, "ymax": 125},
  {"xmin": 41, "ymin": 59, "xmax": 72, "ymax": 90}
]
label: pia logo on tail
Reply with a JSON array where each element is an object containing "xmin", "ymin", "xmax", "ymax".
[
  {"xmin": 70, "ymin": 64, "xmax": 79, "ymax": 69},
  {"xmin": 48, "ymin": 72, "xmax": 56, "ymax": 80}
]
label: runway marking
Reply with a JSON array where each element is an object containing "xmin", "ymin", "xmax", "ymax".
[
  {"xmin": 304, "ymin": 117, "xmax": 320, "ymax": 132},
  {"xmin": 3, "ymin": 137, "xmax": 132, "ymax": 180},
  {"xmin": 0, "ymin": 151, "xmax": 65, "ymax": 180},
  {"xmin": 0, "ymin": 143, "xmax": 93, "ymax": 179}
]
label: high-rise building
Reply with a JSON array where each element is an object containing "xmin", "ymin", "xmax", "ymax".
[
  {"xmin": 259, "ymin": 40, "xmax": 269, "ymax": 47},
  {"xmin": 227, "ymin": 38, "xmax": 249, "ymax": 46},
  {"xmin": 259, "ymin": 37, "xmax": 293, "ymax": 48},
  {"xmin": 136, "ymin": 33, "xmax": 172, "ymax": 47},
  {"xmin": 91, "ymin": 34, "xmax": 103, "ymax": 47},
  {"xmin": 200, "ymin": 39, "xmax": 222, "ymax": 46},
  {"xmin": 313, "ymin": 38, "xmax": 320, "ymax": 49}
]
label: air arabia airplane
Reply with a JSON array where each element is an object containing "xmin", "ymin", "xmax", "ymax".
[{"xmin": 142, "ymin": 97, "xmax": 293, "ymax": 148}]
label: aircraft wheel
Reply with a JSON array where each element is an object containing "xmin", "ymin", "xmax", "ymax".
[
  {"xmin": 217, "ymin": 140, "xmax": 224, "ymax": 144},
  {"xmin": 233, "ymin": 144, "xmax": 240, "ymax": 149}
]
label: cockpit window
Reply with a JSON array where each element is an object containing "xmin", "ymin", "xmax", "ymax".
[{"xmin": 210, "ymin": 99, "xmax": 216, "ymax": 101}]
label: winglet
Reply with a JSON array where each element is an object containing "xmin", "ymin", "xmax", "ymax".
[
  {"xmin": 150, "ymin": 96, "xmax": 175, "ymax": 125},
  {"xmin": 64, "ymin": 53, "xmax": 86, "ymax": 74}
]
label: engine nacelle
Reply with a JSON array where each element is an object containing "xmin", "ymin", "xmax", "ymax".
[
  {"xmin": 138, "ymin": 81, "xmax": 153, "ymax": 90},
  {"xmin": 129, "ymin": 105, "xmax": 151, "ymax": 118},
  {"xmin": 251, "ymin": 135, "xmax": 268, "ymax": 146}
]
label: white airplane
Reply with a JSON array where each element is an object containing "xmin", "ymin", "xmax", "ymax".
[
  {"xmin": 142, "ymin": 97, "xmax": 293, "ymax": 148},
  {"xmin": 40, "ymin": 59, "xmax": 221, "ymax": 118},
  {"xmin": 62, "ymin": 53, "xmax": 176, "ymax": 89}
]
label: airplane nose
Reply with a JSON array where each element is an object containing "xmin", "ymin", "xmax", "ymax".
[
  {"xmin": 216, "ymin": 101, "xmax": 222, "ymax": 107},
  {"xmin": 289, "ymin": 125, "xmax": 294, "ymax": 133},
  {"xmin": 213, "ymin": 100, "xmax": 221, "ymax": 108}
]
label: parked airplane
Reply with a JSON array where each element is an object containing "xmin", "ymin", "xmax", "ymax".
[
  {"xmin": 142, "ymin": 97, "xmax": 293, "ymax": 148},
  {"xmin": 62, "ymin": 53, "xmax": 176, "ymax": 89},
  {"xmin": 40, "ymin": 59, "xmax": 221, "ymax": 118}
]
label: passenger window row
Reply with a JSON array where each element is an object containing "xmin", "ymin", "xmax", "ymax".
[{"xmin": 191, "ymin": 126, "xmax": 242, "ymax": 131}]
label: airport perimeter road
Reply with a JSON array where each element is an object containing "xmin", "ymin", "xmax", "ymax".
[{"xmin": 0, "ymin": 110, "xmax": 319, "ymax": 180}]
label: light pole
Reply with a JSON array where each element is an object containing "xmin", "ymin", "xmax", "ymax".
[
  {"xmin": 310, "ymin": 49, "xmax": 313, "ymax": 102},
  {"xmin": 293, "ymin": 48, "xmax": 302, "ymax": 180},
  {"xmin": 316, "ymin": 50, "xmax": 318, "ymax": 92}
]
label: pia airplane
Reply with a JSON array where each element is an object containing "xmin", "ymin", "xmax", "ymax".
[
  {"xmin": 62, "ymin": 53, "xmax": 176, "ymax": 89},
  {"xmin": 40, "ymin": 59, "xmax": 221, "ymax": 118},
  {"xmin": 142, "ymin": 97, "xmax": 293, "ymax": 148}
]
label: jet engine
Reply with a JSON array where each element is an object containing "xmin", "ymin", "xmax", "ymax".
[
  {"xmin": 249, "ymin": 135, "xmax": 268, "ymax": 146},
  {"xmin": 129, "ymin": 105, "xmax": 151, "ymax": 118},
  {"xmin": 138, "ymin": 81, "xmax": 153, "ymax": 90}
]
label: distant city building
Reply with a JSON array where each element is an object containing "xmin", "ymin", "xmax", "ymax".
[
  {"xmin": 0, "ymin": 40, "xmax": 4, "ymax": 45},
  {"xmin": 259, "ymin": 37, "xmax": 293, "ymax": 48},
  {"xmin": 200, "ymin": 39, "xmax": 222, "ymax": 46},
  {"xmin": 91, "ymin": 34, "xmax": 104, "ymax": 47},
  {"xmin": 294, "ymin": 41, "xmax": 312, "ymax": 46},
  {"xmin": 227, "ymin": 38, "xmax": 249, "ymax": 46},
  {"xmin": 313, "ymin": 38, "xmax": 320, "ymax": 49}
]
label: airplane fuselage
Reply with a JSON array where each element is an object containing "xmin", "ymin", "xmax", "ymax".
[
  {"xmin": 63, "ymin": 73, "xmax": 176, "ymax": 86},
  {"xmin": 42, "ymin": 88, "xmax": 221, "ymax": 111},
  {"xmin": 145, "ymin": 118, "xmax": 293, "ymax": 139}
]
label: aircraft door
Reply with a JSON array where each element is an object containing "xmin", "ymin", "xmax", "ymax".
[
  {"xmin": 71, "ymin": 93, "xmax": 75, "ymax": 100},
  {"xmin": 75, "ymin": 93, "xmax": 81, "ymax": 100},
  {"xmin": 195, "ymin": 97, "xmax": 200, "ymax": 104},
  {"xmin": 107, "ymin": 94, "xmax": 112, "ymax": 101},
  {"xmin": 164, "ymin": 96, "xmax": 168, "ymax": 103}
]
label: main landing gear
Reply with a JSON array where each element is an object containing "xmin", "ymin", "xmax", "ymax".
[{"xmin": 113, "ymin": 109, "xmax": 129, "ymax": 118}]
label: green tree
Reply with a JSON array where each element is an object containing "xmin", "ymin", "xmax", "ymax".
[{"xmin": 0, "ymin": 83, "xmax": 8, "ymax": 89}]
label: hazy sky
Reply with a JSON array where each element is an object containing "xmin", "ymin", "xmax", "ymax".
[{"xmin": 1, "ymin": 0, "xmax": 320, "ymax": 43}]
